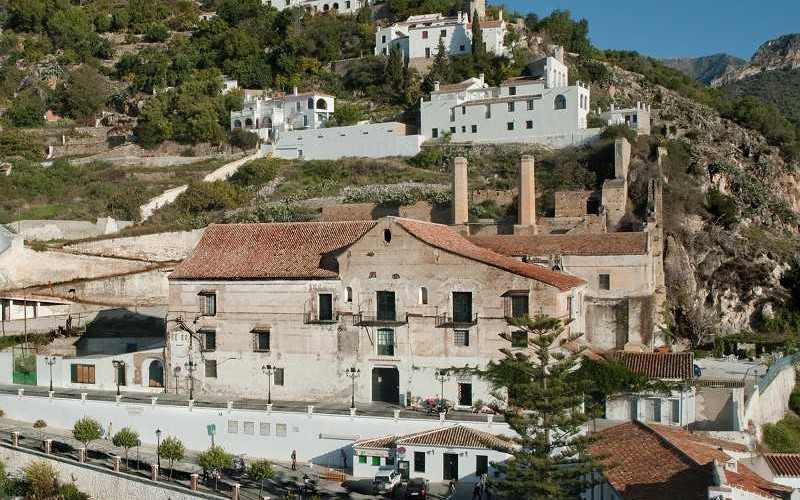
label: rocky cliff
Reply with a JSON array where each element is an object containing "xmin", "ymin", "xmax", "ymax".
[
  {"xmin": 711, "ymin": 33, "xmax": 800, "ymax": 86},
  {"xmin": 662, "ymin": 53, "xmax": 745, "ymax": 85},
  {"xmin": 594, "ymin": 63, "xmax": 800, "ymax": 342}
]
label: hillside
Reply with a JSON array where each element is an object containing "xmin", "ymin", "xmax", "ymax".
[
  {"xmin": 712, "ymin": 33, "xmax": 800, "ymax": 86},
  {"xmin": 662, "ymin": 53, "xmax": 745, "ymax": 85},
  {"xmin": 722, "ymin": 67, "xmax": 800, "ymax": 128}
]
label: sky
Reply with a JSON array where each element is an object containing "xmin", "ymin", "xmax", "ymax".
[{"xmin": 501, "ymin": 0, "xmax": 800, "ymax": 59}]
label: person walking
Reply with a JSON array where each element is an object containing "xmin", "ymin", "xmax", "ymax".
[
  {"xmin": 447, "ymin": 480, "xmax": 456, "ymax": 498},
  {"xmin": 106, "ymin": 422, "xmax": 113, "ymax": 440},
  {"xmin": 291, "ymin": 449, "xmax": 297, "ymax": 470}
]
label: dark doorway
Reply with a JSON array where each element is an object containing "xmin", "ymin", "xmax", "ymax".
[
  {"xmin": 148, "ymin": 360, "xmax": 164, "ymax": 388},
  {"xmin": 476, "ymin": 455, "xmax": 488, "ymax": 476},
  {"xmin": 443, "ymin": 453, "xmax": 459, "ymax": 481},
  {"xmin": 398, "ymin": 460, "xmax": 410, "ymax": 480},
  {"xmin": 116, "ymin": 363, "xmax": 127, "ymax": 386},
  {"xmin": 377, "ymin": 291, "xmax": 396, "ymax": 321},
  {"xmin": 458, "ymin": 383, "xmax": 472, "ymax": 406},
  {"xmin": 371, "ymin": 367, "xmax": 400, "ymax": 404}
]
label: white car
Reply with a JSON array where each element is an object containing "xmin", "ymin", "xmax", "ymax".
[{"xmin": 373, "ymin": 468, "xmax": 402, "ymax": 495}]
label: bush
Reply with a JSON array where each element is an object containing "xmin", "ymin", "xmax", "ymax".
[
  {"xmin": 600, "ymin": 124, "xmax": 638, "ymax": 144},
  {"xmin": 7, "ymin": 89, "xmax": 46, "ymax": 127},
  {"xmin": 329, "ymin": 104, "xmax": 364, "ymax": 126},
  {"xmin": 790, "ymin": 392, "xmax": 800, "ymax": 415},
  {"xmin": 72, "ymin": 417, "xmax": 103, "ymax": 451},
  {"xmin": 229, "ymin": 128, "xmax": 259, "ymax": 151},
  {"xmin": 23, "ymin": 461, "xmax": 59, "ymax": 499},
  {"xmin": 158, "ymin": 436, "xmax": 185, "ymax": 479},
  {"xmin": 175, "ymin": 181, "xmax": 246, "ymax": 215},
  {"xmin": 33, "ymin": 419, "xmax": 47, "ymax": 431},
  {"xmin": 763, "ymin": 417, "xmax": 800, "ymax": 452},
  {"xmin": 705, "ymin": 188, "xmax": 738, "ymax": 228},
  {"xmin": 229, "ymin": 158, "xmax": 279, "ymax": 187},
  {"xmin": 0, "ymin": 129, "xmax": 45, "ymax": 161},
  {"xmin": 248, "ymin": 459, "xmax": 275, "ymax": 482},
  {"xmin": 143, "ymin": 23, "xmax": 169, "ymax": 43},
  {"xmin": 59, "ymin": 482, "xmax": 89, "ymax": 500}
]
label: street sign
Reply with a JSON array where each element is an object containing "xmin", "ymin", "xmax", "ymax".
[
  {"xmin": 207, "ymin": 424, "xmax": 216, "ymax": 436},
  {"xmin": 397, "ymin": 446, "xmax": 406, "ymax": 455}
]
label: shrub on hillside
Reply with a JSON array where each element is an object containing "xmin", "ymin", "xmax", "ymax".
[
  {"xmin": 229, "ymin": 158, "xmax": 279, "ymax": 187},
  {"xmin": 229, "ymin": 128, "xmax": 259, "ymax": 151},
  {"xmin": 764, "ymin": 417, "xmax": 800, "ymax": 452},
  {"xmin": 143, "ymin": 23, "xmax": 169, "ymax": 43},
  {"xmin": 705, "ymin": 188, "xmax": 738, "ymax": 228},
  {"xmin": 174, "ymin": 181, "xmax": 246, "ymax": 215}
]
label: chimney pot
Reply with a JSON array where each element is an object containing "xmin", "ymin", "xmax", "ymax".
[{"xmin": 452, "ymin": 157, "xmax": 469, "ymax": 226}]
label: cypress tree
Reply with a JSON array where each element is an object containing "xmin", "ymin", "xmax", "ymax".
[
  {"xmin": 480, "ymin": 314, "xmax": 600, "ymax": 500},
  {"xmin": 471, "ymin": 9, "xmax": 484, "ymax": 56},
  {"xmin": 422, "ymin": 38, "xmax": 452, "ymax": 93},
  {"xmin": 385, "ymin": 45, "xmax": 405, "ymax": 98}
]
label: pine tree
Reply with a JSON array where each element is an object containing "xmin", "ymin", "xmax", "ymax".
[
  {"xmin": 384, "ymin": 45, "xmax": 406, "ymax": 98},
  {"xmin": 480, "ymin": 314, "xmax": 599, "ymax": 500}
]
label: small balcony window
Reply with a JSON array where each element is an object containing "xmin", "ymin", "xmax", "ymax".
[
  {"xmin": 376, "ymin": 291, "xmax": 396, "ymax": 322},
  {"xmin": 452, "ymin": 292, "xmax": 472, "ymax": 324},
  {"xmin": 319, "ymin": 293, "xmax": 334, "ymax": 321}
]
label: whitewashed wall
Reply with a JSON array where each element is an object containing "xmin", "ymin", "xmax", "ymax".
[{"xmin": 272, "ymin": 122, "xmax": 424, "ymax": 160}]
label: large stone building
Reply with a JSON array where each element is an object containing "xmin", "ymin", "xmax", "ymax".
[
  {"xmin": 166, "ymin": 216, "xmax": 586, "ymax": 405},
  {"xmin": 419, "ymin": 51, "xmax": 597, "ymax": 148}
]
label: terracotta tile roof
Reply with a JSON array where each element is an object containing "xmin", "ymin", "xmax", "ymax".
[
  {"xmin": 394, "ymin": 218, "xmax": 584, "ymax": 291},
  {"xmin": 469, "ymin": 232, "xmax": 649, "ymax": 257},
  {"xmin": 613, "ymin": 351, "xmax": 694, "ymax": 380},
  {"xmin": 169, "ymin": 221, "xmax": 376, "ymax": 280},
  {"xmin": 765, "ymin": 454, "xmax": 800, "ymax": 476},
  {"xmin": 591, "ymin": 422, "xmax": 787, "ymax": 500},
  {"xmin": 354, "ymin": 425, "xmax": 512, "ymax": 452},
  {"xmin": 397, "ymin": 425, "xmax": 512, "ymax": 451}
]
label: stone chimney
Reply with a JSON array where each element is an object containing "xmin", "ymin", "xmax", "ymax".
[
  {"xmin": 292, "ymin": 86, "xmax": 298, "ymax": 96},
  {"xmin": 515, "ymin": 155, "xmax": 537, "ymax": 234},
  {"xmin": 452, "ymin": 157, "xmax": 469, "ymax": 226},
  {"xmin": 614, "ymin": 137, "xmax": 631, "ymax": 180}
]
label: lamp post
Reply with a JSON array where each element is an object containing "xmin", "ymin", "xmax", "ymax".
[
  {"xmin": 44, "ymin": 356, "xmax": 56, "ymax": 392},
  {"xmin": 345, "ymin": 367, "xmax": 361, "ymax": 409},
  {"xmin": 184, "ymin": 361, "xmax": 195, "ymax": 400},
  {"xmin": 173, "ymin": 366, "xmax": 181, "ymax": 395},
  {"xmin": 434, "ymin": 369, "xmax": 450, "ymax": 403},
  {"xmin": 262, "ymin": 364, "xmax": 278, "ymax": 405},
  {"xmin": 112, "ymin": 359, "xmax": 124, "ymax": 396},
  {"xmin": 155, "ymin": 428, "xmax": 162, "ymax": 471}
]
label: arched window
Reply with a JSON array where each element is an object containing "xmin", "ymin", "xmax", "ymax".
[
  {"xmin": 323, "ymin": 3, "xmax": 329, "ymax": 11},
  {"xmin": 233, "ymin": 120, "xmax": 242, "ymax": 129},
  {"xmin": 420, "ymin": 287, "xmax": 428, "ymax": 305},
  {"xmin": 333, "ymin": 2, "xmax": 339, "ymax": 8},
  {"xmin": 307, "ymin": 97, "xmax": 314, "ymax": 109},
  {"xmin": 244, "ymin": 118, "xmax": 254, "ymax": 128},
  {"xmin": 554, "ymin": 94, "xmax": 567, "ymax": 110},
  {"xmin": 346, "ymin": 286, "xmax": 353, "ymax": 303},
  {"xmin": 316, "ymin": 98, "xmax": 328, "ymax": 110}
]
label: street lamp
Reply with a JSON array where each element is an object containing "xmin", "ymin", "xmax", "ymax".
[
  {"xmin": 434, "ymin": 369, "xmax": 450, "ymax": 402},
  {"xmin": 112, "ymin": 359, "xmax": 124, "ymax": 397},
  {"xmin": 345, "ymin": 367, "xmax": 361, "ymax": 409},
  {"xmin": 262, "ymin": 364, "xmax": 278, "ymax": 405},
  {"xmin": 155, "ymin": 429, "xmax": 162, "ymax": 471},
  {"xmin": 44, "ymin": 356, "xmax": 56, "ymax": 392},
  {"xmin": 184, "ymin": 360, "xmax": 196, "ymax": 400},
  {"xmin": 173, "ymin": 366, "xmax": 181, "ymax": 395}
]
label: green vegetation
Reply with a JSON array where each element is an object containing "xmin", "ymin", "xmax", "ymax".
[
  {"xmin": 198, "ymin": 445, "xmax": 232, "ymax": 490},
  {"xmin": 72, "ymin": 417, "xmax": 103, "ymax": 454},
  {"xmin": 249, "ymin": 459, "xmax": 275, "ymax": 496},
  {"xmin": 112, "ymin": 427, "xmax": 141, "ymax": 469},
  {"xmin": 479, "ymin": 315, "xmax": 599, "ymax": 498},
  {"xmin": 764, "ymin": 416, "xmax": 800, "ymax": 452},
  {"xmin": 723, "ymin": 68, "xmax": 800, "ymax": 129},
  {"xmin": 12, "ymin": 460, "xmax": 90, "ymax": 500},
  {"xmin": 158, "ymin": 436, "xmax": 186, "ymax": 479},
  {"xmin": 23, "ymin": 460, "xmax": 59, "ymax": 499}
]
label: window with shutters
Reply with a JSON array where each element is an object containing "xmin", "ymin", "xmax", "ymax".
[
  {"xmin": 199, "ymin": 292, "xmax": 216, "ymax": 316},
  {"xmin": 452, "ymin": 292, "xmax": 472, "ymax": 323},
  {"xmin": 205, "ymin": 360, "xmax": 217, "ymax": 378},
  {"xmin": 259, "ymin": 422, "xmax": 271, "ymax": 436},
  {"xmin": 243, "ymin": 421, "xmax": 255, "ymax": 435},
  {"xmin": 599, "ymin": 274, "xmax": 611, "ymax": 290},
  {"xmin": 507, "ymin": 102, "xmax": 515, "ymax": 112},
  {"xmin": 274, "ymin": 367, "xmax": 285, "ymax": 386},
  {"xmin": 253, "ymin": 330, "xmax": 270, "ymax": 352},
  {"xmin": 200, "ymin": 330, "xmax": 216, "ymax": 352},
  {"xmin": 507, "ymin": 294, "xmax": 529, "ymax": 318},
  {"xmin": 70, "ymin": 364, "xmax": 95, "ymax": 384}
]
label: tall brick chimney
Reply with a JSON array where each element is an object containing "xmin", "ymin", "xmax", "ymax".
[
  {"xmin": 452, "ymin": 156, "xmax": 469, "ymax": 226},
  {"xmin": 515, "ymin": 155, "xmax": 537, "ymax": 234}
]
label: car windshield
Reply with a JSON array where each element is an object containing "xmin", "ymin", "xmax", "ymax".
[{"xmin": 409, "ymin": 479, "xmax": 424, "ymax": 488}]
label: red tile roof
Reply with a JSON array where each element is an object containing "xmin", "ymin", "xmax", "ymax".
[
  {"xmin": 764, "ymin": 454, "xmax": 800, "ymax": 477},
  {"xmin": 395, "ymin": 218, "xmax": 585, "ymax": 291},
  {"xmin": 591, "ymin": 422, "xmax": 789, "ymax": 500},
  {"xmin": 469, "ymin": 232, "xmax": 649, "ymax": 257},
  {"xmin": 613, "ymin": 351, "xmax": 694, "ymax": 380},
  {"xmin": 354, "ymin": 425, "xmax": 512, "ymax": 452},
  {"xmin": 169, "ymin": 221, "xmax": 376, "ymax": 280}
]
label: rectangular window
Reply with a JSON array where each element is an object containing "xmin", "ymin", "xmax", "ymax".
[
  {"xmin": 440, "ymin": 29, "xmax": 447, "ymax": 38},
  {"xmin": 386, "ymin": 456, "xmax": 395, "ymax": 466},
  {"xmin": 253, "ymin": 330, "xmax": 270, "ymax": 352},
  {"xmin": 200, "ymin": 330, "xmax": 216, "ymax": 352},
  {"xmin": 432, "ymin": 128, "xmax": 438, "ymax": 138},
  {"xmin": 346, "ymin": 0, "xmax": 350, "ymax": 8},
  {"xmin": 507, "ymin": 122, "xmax": 515, "ymax": 131},
  {"xmin": 243, "ymin": 421, "xmax": 255, "ymax": 435},
  {"xmin": 527, "ymin": 99, "xmax": 534, "ymax": 110},
  {"xmin": 381, "ymin": 35, "xmax": 386, "ymax": 43},
  {"xmin": 599, "ymin": 274, "xmax": 611, "ymax": 290},
  {"xmin": 459, "ymin": 44, "xmax": 465, "ymax": 52},
  {"xmin": 371, "ymin": 456, "xmax": 381, "ymax": 466},
  {"xmin": 450, "ymin": 126, "xmax": 456, "ymax": 134},
  {"xmin": 377, "ymin": 328, "xmax": 395, "ymax": 356},
  {"xmin": 526, "ymin": 120, "xmax": 533, "ymax": 129},
  {"xmin": 670, "ymin": 399, "xmax": 680, "ymax": 424},
  {"xmin": 259, "ymin": 422, "xmax": 271, "ymax": 436},
  {"xmin": 511, "ymin": 295, "xmax": 529, "ymax": 318},
  {"xmin": 461, "ymin": 126, "xmax": 466, "ymax": 133},
  {"xmin": 274, "ymin": 367, "xmax": 285, "ymax": 386},
  {"xmin": 509, "ymin": 86, "xmax": 517, "ymax": 96},
  {"xmin": 485, "ymin": 105, "xmax": 491, "ymax": 119},
  {"xmin": 425, "ymin": 47, "xmax": 431, "ymax": 58},
  {"xmin": 476, "ymin": 455, "xmax": 488, "ymax": 476},
  {"xmin": 462, "ymin": 106, "xmax": 466, "ymax": 115},
  {"xmin": 422, "ymin": 31, "xmax": 429, "ymax": 39},
  {"xmin": 507, "ymin": 102, "xmax": 515, "ymax": 112},
  {"xmin": 645, "ymin": 398, "xmax": 662, "ymax": 422},
  {"xmin": 70, "ymin": 364, "xmax": 95, "ymax": 384},
  {"xmin": 458, "ymin": 382, "xmax": 472, "ymax": 406},
  {"xmin": 319, "ymin": 293, "xmax": 333, "ymax": 321},
  {"xmin": 452, "ymin": 292, "xmax": 472, "ymax": 323},
  {"xmin": 511, "ymin": 330, "xmax": 528, "ymax": 348},
  {"xmin": 276, "ymin": 423, "xmax": 287, "ymax": 437},
  {"xmin": 471, "ymin": 125, "xmax": 477, "ymax": 133},
  {"xmin": 414, "ymin": 451, "xmax": 426, "ymax": 472},
  {"xmin": 199, "ymin": 292, "xmax": 216, "ymax": 316},
  {"xmin": 454, "ymin": 329, "xmax": 469, "ymax": 347},
  {"xmin": 450, "ymin": 108, "xmax": 455, "ymax": 122},
  {"xmin": 377, "ymin": 291, "xmax": 396, "ymax": 322},
  {"xmin": 359, "ymin": 455, "xmax": 367, "ymax": 464},
  {"xmin": 205, "ymin": 360, "xmax": 217, "ymax": 378},
  {"xmin": 228, "ymin": 420, "xmax": 239, "ymax": 434}
]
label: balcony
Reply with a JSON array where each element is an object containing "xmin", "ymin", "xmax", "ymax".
[
  {"xmin": 435, "ymin": 313, "xmax": 478, "ymax": 328},
  {"xmin": 353, "ymin": 312, "xmax": 407, "ymax": 327},
  {"xmin": 304, "ymin": 311, "xmax": 338, "ymax": 324}
]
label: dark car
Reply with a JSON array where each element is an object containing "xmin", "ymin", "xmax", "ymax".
[{"xmin": 405, "ymin": 478, "xmax": 429, "ymax": 499}]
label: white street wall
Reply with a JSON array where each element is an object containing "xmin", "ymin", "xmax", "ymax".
[
  {"xmin": 400, "ymin": 443, "xmax": 508, "ymax": 483},
  {"xmin": 272, "ymin": 122, "xmax": 424, "ymax": 160},
  {"xmin": 39, "ymin": 350, "xmax": 164, "ymax": 393},
  {"xmin": 0, "ymin": 352, "xmax": 11, "ymax": 384},
  {"xmin": 63, "ymin": 229, "xmax": 204, "ymax": 262},
  {"xmin": 5, "ymin": 218, "xmax": 134, "ymax": 242},
  {"xmin": 0, "ymin": 446, "xmax": 219, "ymax": 500},
  {"xmin": 0, "ymin": 393, "xmax": 512, "ymax": 467}
]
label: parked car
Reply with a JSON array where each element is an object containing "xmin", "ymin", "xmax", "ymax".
[
  {"xmin": 405, "ymin": 478, "xmax": 429, "ymax": 499},
  {"xmin": 373, "ymin": 468, "xmax": 402, "ymax": 496}
]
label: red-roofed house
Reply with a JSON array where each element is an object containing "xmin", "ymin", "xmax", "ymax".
[
  {"xmin": 751, "ymin": 454, "xmax": 800, "ymax": 492},
  {"xmin": 167, "ymin": 217, "xmax": 586, "ymax": 404}
]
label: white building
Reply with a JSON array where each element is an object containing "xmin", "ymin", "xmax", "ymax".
[
  {"xmin": 263, "ymin": 0, "xmax": 367, "ymax": 15},
  {"xmin": 353, "ymin": 425, "xmax": 511, "ymax": 482},
  {"xmin": 231, "ymin": 88, "xmax": 335, "ymax": 142},
  {"xmin": 599, "ymin": 102, "xmax": 652, "ymax": 136},
  {"xmin": 270, "ymin": 122, "xmax": 424, "ymax": 160},
  {"xmin": 375, "ymin": 11, "xmax": 511, "ymax": 60},
  {"xmin": 419, "ymin": 54, "xmax": 596, "ymax": 148}
]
